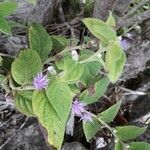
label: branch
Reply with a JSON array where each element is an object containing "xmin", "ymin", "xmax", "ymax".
[
  {"xmin": 121, "ymin": 0, "xmax": 150, "ymax": 20},
  {"xmin": 118, "ymin": 10, "xmax": 150, "ymax": 28}
]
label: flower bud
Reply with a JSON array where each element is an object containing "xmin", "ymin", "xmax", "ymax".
[
  {"xmin": 47, "ymin": 66, "xmax": 57, "ymax": 75},
  {"xmin": 71, "ymin": 50, "xmax": 78, "ymax": 61}
]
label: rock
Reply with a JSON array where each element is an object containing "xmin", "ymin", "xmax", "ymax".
[
  {"xmin": 0, "ymin": 110, "xmax": 50, "ymax": 150},
  {"xmin": 122, "ymin": 39, "xmax": 150, "ymax": 80},
  {"xmin": 5, "ymin": 35, "xmax": 27, "ymax": 55},
  {"xmin": 62, "ymin": 142, "xmax": 88, "ymax": 150},
  {"xmin": 114, "ymin": 0, "xmax": 131, "ymax": 17},
  {"xmin": 9, "ymin": 0, "xmax": 55, "ymax": 25}
]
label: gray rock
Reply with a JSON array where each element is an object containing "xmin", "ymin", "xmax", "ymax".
[
  {"xmin": 122, "ymin": 39, "xmax": 150, "ymax": 80},
  {"xmin": 6, "ymin": 35, "xmax": 27, "ymax": 55},
  {"xmin": 62, "ymin": 142, "xmax": 88, "ymax": 150},
  {"xmin": 10, "ymin": 0, "xmax": 55, "ymax": 25}
]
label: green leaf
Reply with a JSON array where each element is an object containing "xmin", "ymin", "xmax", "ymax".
[
  {"xmin": 11, "ymin": 49, "xmax": 42, "ymax": 85},
  {"xmin": 105, "ymin": 41, "xmax": 126, "ymax": 83},
  {"xmin": 59, "ymin": 56, "xmax": 84, "ymax": 84},
  {"xmin": 46, "ymin": 80, "xmax": 73, "ymax": 119},
  {"xmin": 79, "ymin": 49, "xmax": 94, "ymax": 61},
  {"xmin": 0, "ymin": 2, "xmax": 17, "ymax": 17},
  {"xmin": 33, "ymin": 89, "xmax": 72, "ymax": 149},
  {"xmin": 15, "ymin": 91, "xmax": 34, "ymax": 116},
  {"xmin": 116, "ymin": 126, "xmax": 147, "ymax": 141},
  {"xmin": 68, "ymin": 84, "xmax": 80, "ymax": 94},
  {"xmin": 82, "ymin": 18, "xmax": 117, "ymax": 44},
  {"xmin": 0, "ymin": 15, "xmax": 11, "ymax": 35},
  {"xmin": 29, "ymin": 23, "xmax": 52, "ymax": 61},
  {"xmin": 106, "ymin": 11, "xmax": 116, "ymax": 27},
  {"xmin": 99, "ymin": 101, "xmax": 122, "ymax": 123},
  {"xmin": 129, "ymin": 142, "xmax": 150, "ymax": 150},
  {"xmin": 51, "ymin": 35, "xmax": 68, "ymax": 52},
  {"xmin": 80, "ymin": 61, "xmax": 102, "ymax": 86},
  {"xmin": 80, "ymin": 77, "xmax": 110, "ymax": 104},
  {"xmin": 83, "ymin": 118, "xmax": 101, "ymax": 141}
]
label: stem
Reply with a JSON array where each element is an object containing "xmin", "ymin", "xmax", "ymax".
[
  {"xmin": 93, "ymin": 115, "xmax": 128, "ymax": 148},
  {"xmin": 43, "ymin": 44, "xmax": 87, "ymax": 64},
  {"xmin": 93, "ymin": 114, "xmax": 116, "ymax": 137},
  {"xmin": 8, "ymin": 76, "xmax": 35, "ymax": 91}
]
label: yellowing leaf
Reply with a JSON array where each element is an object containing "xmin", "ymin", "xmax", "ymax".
[{"xmin": 32, "ymin": 91, "xmax": 65, "ymax": 149}]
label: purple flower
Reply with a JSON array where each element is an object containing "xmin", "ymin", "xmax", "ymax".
[
  {"xmin": 72, "ymin": 100, "xmax": 86, "ymax": 116},
  {"xmin": 33, "ymin": 72, "xmax": 48, "ymax": 90},
  {"xmin": 80, "ymin": 111, "xmax": 93, "ymax": 122},
  {"xmin": 72, "ymin": 100, "xmax": 92, "ymax": 122},
  {"xmin": 120, "ymin": 38, "xmax": 130, "ymax": 50}
]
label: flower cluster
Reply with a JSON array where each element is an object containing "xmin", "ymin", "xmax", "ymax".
[
  {"xmin": 33, "ymin": 72, "xmax": 48, "ymax": 90},
  {"xmin": 72, "ymin": 100, "xmax": 92, "ymax": 122}
]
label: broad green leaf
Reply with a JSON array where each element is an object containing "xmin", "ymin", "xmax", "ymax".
[
  {"xmin": 0, "ymin": 2, "xmax": 17, "ymax": 17},
  {"xmin": 68, "ymin": 84, "xmax": 80, "ymax": 94},
  {"xmin": 0, "ymin": 56, "xmax": 2, "ymax": 66},
  {"xmin": 51, "ymin": 35, "xmax": 68, "ymax": 52},
  {"xmin": 83, "ymin": 118, "xmax": 101, "ymax": 141},
  {"xmin": 46, "ymin": 81, "xmax": 73, "ymax": 119},
  {"xmin": 29, "ymin": 23, "xmax": 52, "ymax": 61},
  {"xmin": 59, "ymin": 56, "xmax": 84, "ymax": 84},
  {"xmin": 129, "ymin": 142, "xmax": 150, "ymax": 150},
  {"xmin": 15, "ymin": 91, "xmax": 34, "ymax": 116},
  {"xmin": 105, "ymin": 41, "xmax": 126, "ymax": 83},
  {"xmin": 114, "ymin": 140, "xmax": 123, "ymax": 150},
  {"xmin": 83, "ymin": 18, "xmax": 117, "ymax": 44},
  {"xmin": 80, "ymin": 77, "xmax": 110, "ymax": 104},
  {"xmin": 106, "ymin": 12, "xmax": 116, "ymax": 27},
  {"xmin": 18, "ymin": 90, "xmax": 33, "ymax": 100},
  {"xmin": 0, "ymin": 15, "xmax": 11, "ymax": 35},
  {"xmin": 11, "ymin": 49, "xmax": 42, "ymax": 85},
  {"xmin": 33, "ymin": 90, "xmax": 71, "ymax": 149},
  {"xmin": 79, "ymin": 49, "xmax": 94, "ymax": 61},
  {"xmin": 80, "ymin": 61, "xmax": 102, "ymax": 86},
  {"xmin": 99, "ymin": 101, "xmax": 122, "ymax": 123},
  {"xmin": 116, "ymin": 126, "xmax": 147, "ymax": 141}
]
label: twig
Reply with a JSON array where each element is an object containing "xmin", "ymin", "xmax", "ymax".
[
  {"xmin": 19, "ymin": 117, "xmax": 29, "ymax": 130},
  {"xmin": 43, "ymin": 44, "xmax": 87, "ymax": 64},
  {"xmin": 120, "ymin": 87, "xmax": 148, "ymax": 95},
  {"xmin": 0, "ymin": 138, "xmax": 11, "ymax": 149},
  {"xmin": 118, "ymin": 10, "xmax": 150, "ymax": 28},
  {"xmin": 0, "ymin": 52, "xmax": 15, "ymax": 58},
  {"xmin": 122, "ymin": 0, "xmax": 150, "ymax": 20}
]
